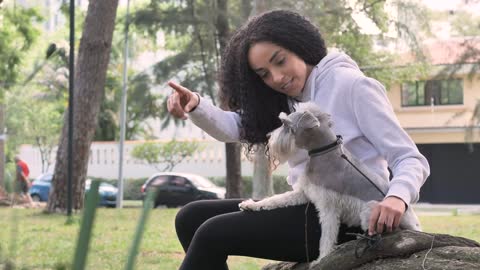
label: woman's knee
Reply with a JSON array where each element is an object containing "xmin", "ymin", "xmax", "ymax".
[
  {"xmin": 175, "ymin": 200, "xmax": 208, "ymax": 232},
  {"xmin": 190, "ymin": 215, "xmax": 228, "ymax": 249}
]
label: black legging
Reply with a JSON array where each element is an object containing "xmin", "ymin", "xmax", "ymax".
[{"xmin": 175, "ymin": 199, "xmax": 363, "ymax": 270}]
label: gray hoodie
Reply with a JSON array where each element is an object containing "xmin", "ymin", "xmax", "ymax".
[{"xmin": 189, "ymin": 52, "xmax": 430, "ymax": 206}]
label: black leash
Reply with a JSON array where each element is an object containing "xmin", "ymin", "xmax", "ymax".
[
  {"xmin": 308, "ymin": 135, "xmax": 343, "ymax": 156},
  {"xmin": 308, "ymin": 135, "xmax": 386, "ymax": 197},
  {"xmin": 307, "ymin": 134, "xmax": 387, "ymax": 258},
  {"xmin": 340, "ymin": 154, "xmax": 386, "ymax": 197},
  {"xmin": 346, "ymin": 232, "xmax": 383, "ymax": 258}
]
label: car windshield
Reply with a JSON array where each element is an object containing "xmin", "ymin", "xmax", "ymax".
[
  {"xmin": 188, "ymin": 175, "xmax": 215, "ymax": 188},
  {"xmin": 35, "ymin": 174, "xmax": 52, "ymax": 182}
]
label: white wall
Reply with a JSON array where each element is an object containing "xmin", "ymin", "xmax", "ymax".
[{"xmin": 19, "ymin": 140, "xmax": 288, "ymax": 180}]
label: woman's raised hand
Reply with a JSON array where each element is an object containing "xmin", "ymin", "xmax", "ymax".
[{"xmin": 167, "ymin": 81, "xmax": 200, "ymax": 120}]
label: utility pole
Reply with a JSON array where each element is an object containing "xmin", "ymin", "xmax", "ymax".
[
  {"xmin": 117, "ymin": 0, "xmax": 131, "ymax": 208},
  {"xmin": 66, "ymin": 0, "xmax": 75, "ymax": 216}
]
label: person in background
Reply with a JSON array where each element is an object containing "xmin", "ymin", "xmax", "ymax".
[{"xmin": 14, "ymin": 156, "xmax": 34, "ymax": 206}]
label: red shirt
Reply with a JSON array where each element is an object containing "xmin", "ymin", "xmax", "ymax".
[{"xmin": 17, "ymin": 160, "xmax": 30, "ymax": 178}]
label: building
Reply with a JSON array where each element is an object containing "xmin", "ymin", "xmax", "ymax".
[{"xmin": 386, "ymin": 37, "xmax": 480, "ymax": 203}]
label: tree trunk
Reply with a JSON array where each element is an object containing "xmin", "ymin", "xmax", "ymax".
[
  {"xmin": 250, "ymin": 0, "xmax": 273, "ymax": 200},
  {"xmin": 225, "ymin": 142, "xmax": 242, "ymax": 198},
  {"xmin": 241, "ymin": 0, "xmax": 253, "ymax": 20},
  {"xmin": 262, "ymin": 230, "xmax": 480, "ymax": 270},
  {"xmin": 0, "ymin": 104, "xmax": 4, "ymax": 188},
  {"xmin": 47, "ymin": 0, "xmax": 119, "ymax": 213},
  {"xmin": 216, "ymin": 0, "xmax": 243, "ymax": 198},
  {"xmin": 252, "ymin": 144, "xmax": 273, "ymax": 199}
]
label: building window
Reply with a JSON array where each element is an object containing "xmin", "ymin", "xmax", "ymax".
[{"xmin": 401, "ymin": 79, "xmax": 463, "ymax": 107}]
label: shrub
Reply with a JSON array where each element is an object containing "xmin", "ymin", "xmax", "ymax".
[
  {"xmin": 209, "ymin": 175, "xmax": 291, "ymax": 198},
  {"xmin": 89, "ymin": 177, "xmax": 147, "ymax": 200}
]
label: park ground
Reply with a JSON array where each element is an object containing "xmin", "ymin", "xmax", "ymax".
[{"xmin": 0, "ymin": 202, "xmax": 479, "ymax": 270}]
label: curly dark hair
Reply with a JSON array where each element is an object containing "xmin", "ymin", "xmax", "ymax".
[{"xmin": 219, "ymin": 10, "xmax": 327, "ymax": 150}]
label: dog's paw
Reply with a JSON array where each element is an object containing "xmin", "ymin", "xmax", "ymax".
[
  {"xmin": 309, "ymin": 258, "xmax": 323, "ymax": 269},
  {"xmin": 238, "ymin": 199, "xmax": 258, "ymax": 211}
]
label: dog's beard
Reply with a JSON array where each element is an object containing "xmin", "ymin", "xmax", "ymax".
[{"xmin": 268, "ymin": 126, "xmax": 296, "ymax": 164}]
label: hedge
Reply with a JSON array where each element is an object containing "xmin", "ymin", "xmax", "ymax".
[{"xmin": 89, "ymin": 175, "xmax": 291, "ymax": 200}]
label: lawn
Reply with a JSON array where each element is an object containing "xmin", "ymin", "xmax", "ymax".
[{"xmin": 0, "ymin": 206, "xmax": 479, "ymax": 270}]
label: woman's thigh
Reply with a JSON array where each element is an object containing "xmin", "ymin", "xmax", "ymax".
[
  {"xmin": 187, "ymin": 201, "xmax": 328, "ymax": 262},
  {"xmin": 178, "ymin": 199, "xmax": 362, "ymax": 262},
  {"xmin": 175, "ymin": 199, "xmax": 245, "ymax": 251}
]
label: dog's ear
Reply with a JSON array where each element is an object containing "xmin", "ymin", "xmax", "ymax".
[
  {"xmin": 279, "ymin": 112, "xmax": 293, "ymax": 127},
  {"xmin": 317, "ymin": 112, "xmax": 333, "ymax": 128},
  {"xmin": 301, "ymin": 111, "xmax": 320, "ymax": 129}
]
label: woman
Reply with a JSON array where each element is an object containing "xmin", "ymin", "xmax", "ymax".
[{"xmin": 167, "ymin": 10, "xmax": 429, "ymax": 270}]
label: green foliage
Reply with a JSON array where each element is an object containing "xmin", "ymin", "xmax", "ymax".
[
  {"xmin": 73, "ymin": 181, "xmax": 100, "ymax": 270},
  {"xmin": 210, "ymin": 175, "xmax": 292, "ymax": 197},
  {"xmin": 0, "ymin": 6, "xmax": 42, "ymax": 97},
  {"xmin": 93, "ymin": 5, "xmax": 165, "ymax": 141},
  {"xmin": 125, "ymin": 190, "xmax": 155, "ymax": 270},
  {"xmin": 92, "ymin": 177, "xmax": 148, "ymax": 200},
  {"xmin": 4, "ymin": 162, "xmax": 17, "ymax": 193},
  {"xmin": 5, "ymin": 87, "xmax": 62, "ymax": 172},
  {"xmin": 132, "ymin": 0, "xmax": 241, "ymax": 128},
  {"xmin": 130, "ymin": 140, "xmax": 202, "ymax": 171},
  {"xmin": 131, "ymin": 0, "xmax": 432, "ymax": 126}
]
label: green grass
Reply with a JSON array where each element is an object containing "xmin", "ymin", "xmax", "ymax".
[{"xmin": 0, "ymin": 206, "xmax": 479, "ymax": 270}]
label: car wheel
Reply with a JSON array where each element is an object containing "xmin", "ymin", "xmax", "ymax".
[{"xmin": 31, "ymin": 194, "xmax": 41, "ymax": 202}]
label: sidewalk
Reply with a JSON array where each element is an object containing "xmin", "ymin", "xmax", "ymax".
[{"xmin": 413, "ymin": 203, "xmax": 480, "ymax": 216}]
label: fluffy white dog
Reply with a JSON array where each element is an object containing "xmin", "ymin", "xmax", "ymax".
[{"xmin": 239, "ymin": 102, "xmax": 421, "ymax": 266}]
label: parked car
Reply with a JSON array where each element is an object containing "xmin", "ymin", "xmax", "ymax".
[
  {"xmin": 29, "ymin": 173, "xmax": 118, "ymax": 207},
  {"xmin": 141, "ymin": 172, "xmax": 226, "ymax": 208},
  {"xmin": 28, "ymin": 173, "xmax": 52, "ymax": 202}
]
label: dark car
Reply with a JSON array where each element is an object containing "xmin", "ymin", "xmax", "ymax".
[
  {"xmin": 141, "ymin": 172, "xmax": 226, "ymax": 208},
  {"xmin": 29, "ymin": 173, "xmax": 118, "ymax": 207}
]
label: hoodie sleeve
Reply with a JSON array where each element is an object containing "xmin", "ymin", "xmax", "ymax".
[
  {"xmin": 188, "ymin": 96, "xmax": 242, "ymax": 142},
  {"xmin": 350, "ymin": 77, "xmax": 430, "ymax": 206}
]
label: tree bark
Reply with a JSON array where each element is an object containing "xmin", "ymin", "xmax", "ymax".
[
  {"xmin": 216, "ymin": 0, "xmax": 243, "ymax": 198},
  {"xmin": 47, "ymin": 0, "xmax": 119, "ymax": 212},
  {"xmin": 250, "ymin": 0, "xmax": 273, "ymax": 200},
  {"xmin": 0, "ymin": 104, "xmax": 4, "ymax": 188},
  {"xmin": 225, "ymin": 142, "xmax": 242, "ymax": 198},
  {"xmin": 252, "ymin": 144, "xmax": 273, "ymax": 199},
  {"xmin": 262, "ymin": 230, "xmax": 480, "ymax": 270}
]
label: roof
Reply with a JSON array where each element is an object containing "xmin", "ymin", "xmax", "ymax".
[{"xmin": 400, "ymin": 37, "xmax": 480, "ymax": 65}]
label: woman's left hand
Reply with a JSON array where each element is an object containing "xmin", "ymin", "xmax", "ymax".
[{"xmin": 368, "ymin": 196, "xmax": 406, "ymax": 235}]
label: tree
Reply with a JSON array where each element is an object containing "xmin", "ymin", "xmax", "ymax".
[
  {"xmin": 217, "ymin": 0, "xmax": 245, "ymax": 198},
  {"xmin": 0, "ymin": 6, "xmax": 41, "ymax": 187},
  {"xmin": 250, "ymin": 0, "xmax": 273, "ymax": 200},
  {"xmin": 5, "ymin": 89, "xmax": 62, "ymax": 173},
  {"xmin": 47, "ymin": 0, "xmax": 120, "ymax": 212},
  {"xmin": 94, "ymin": 12, "xmax": 165, "ymax": 141},
  {"xmin": 133, "ymin": 0, "xmax": 246, "ymax": 198},
  {"xmin": 131, "ymin": 0, "xmax": 431, "ymax": 199},
  {"xmin": 131, "ymin": 140, "xmax": 201, "ymax": 171}
]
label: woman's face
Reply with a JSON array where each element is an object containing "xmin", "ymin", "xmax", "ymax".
[{"xmin": 248, "ymin": 42, "xmax": 313, "ymax": 97}]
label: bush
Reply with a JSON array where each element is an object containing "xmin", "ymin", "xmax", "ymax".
[
  {"xmin": 4, "ymin": 162, "xmax": 17, "ymax": 193},
  {"xmin": 209, "ymin": 175, "xmax": 291, "ymax": 198},
  {"xmin": 89, "ymin": 177, "xmax": 147, "ymax": 200},
  {"xmin": 89, "ymin": 175, "xmax": 292, "ymax": 200}
]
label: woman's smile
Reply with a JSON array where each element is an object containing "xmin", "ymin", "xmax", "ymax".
[{"xmin": 248, "ymin": 42, "xmax": 313, "ymax": 97}]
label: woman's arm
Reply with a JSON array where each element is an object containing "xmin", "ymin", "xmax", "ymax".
[
  {"xmin": 350, "ymin": 77, "xmax": 430, "ymax": 206},
  {"xmin": 167, "ymin": 81, "xmax": 242, "ymax": 142},
  {"xmin": 350, "ymin": 77, "xmax": 430, "ymax": 235},
  {"xmin": 189, "ymin": 96, "xmax": 242, "ymax": 142}
]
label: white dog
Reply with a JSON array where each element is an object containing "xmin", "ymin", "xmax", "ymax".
[{"xmin": 239, "ymin": 103, "xmax": 421, "ymax": 266}]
